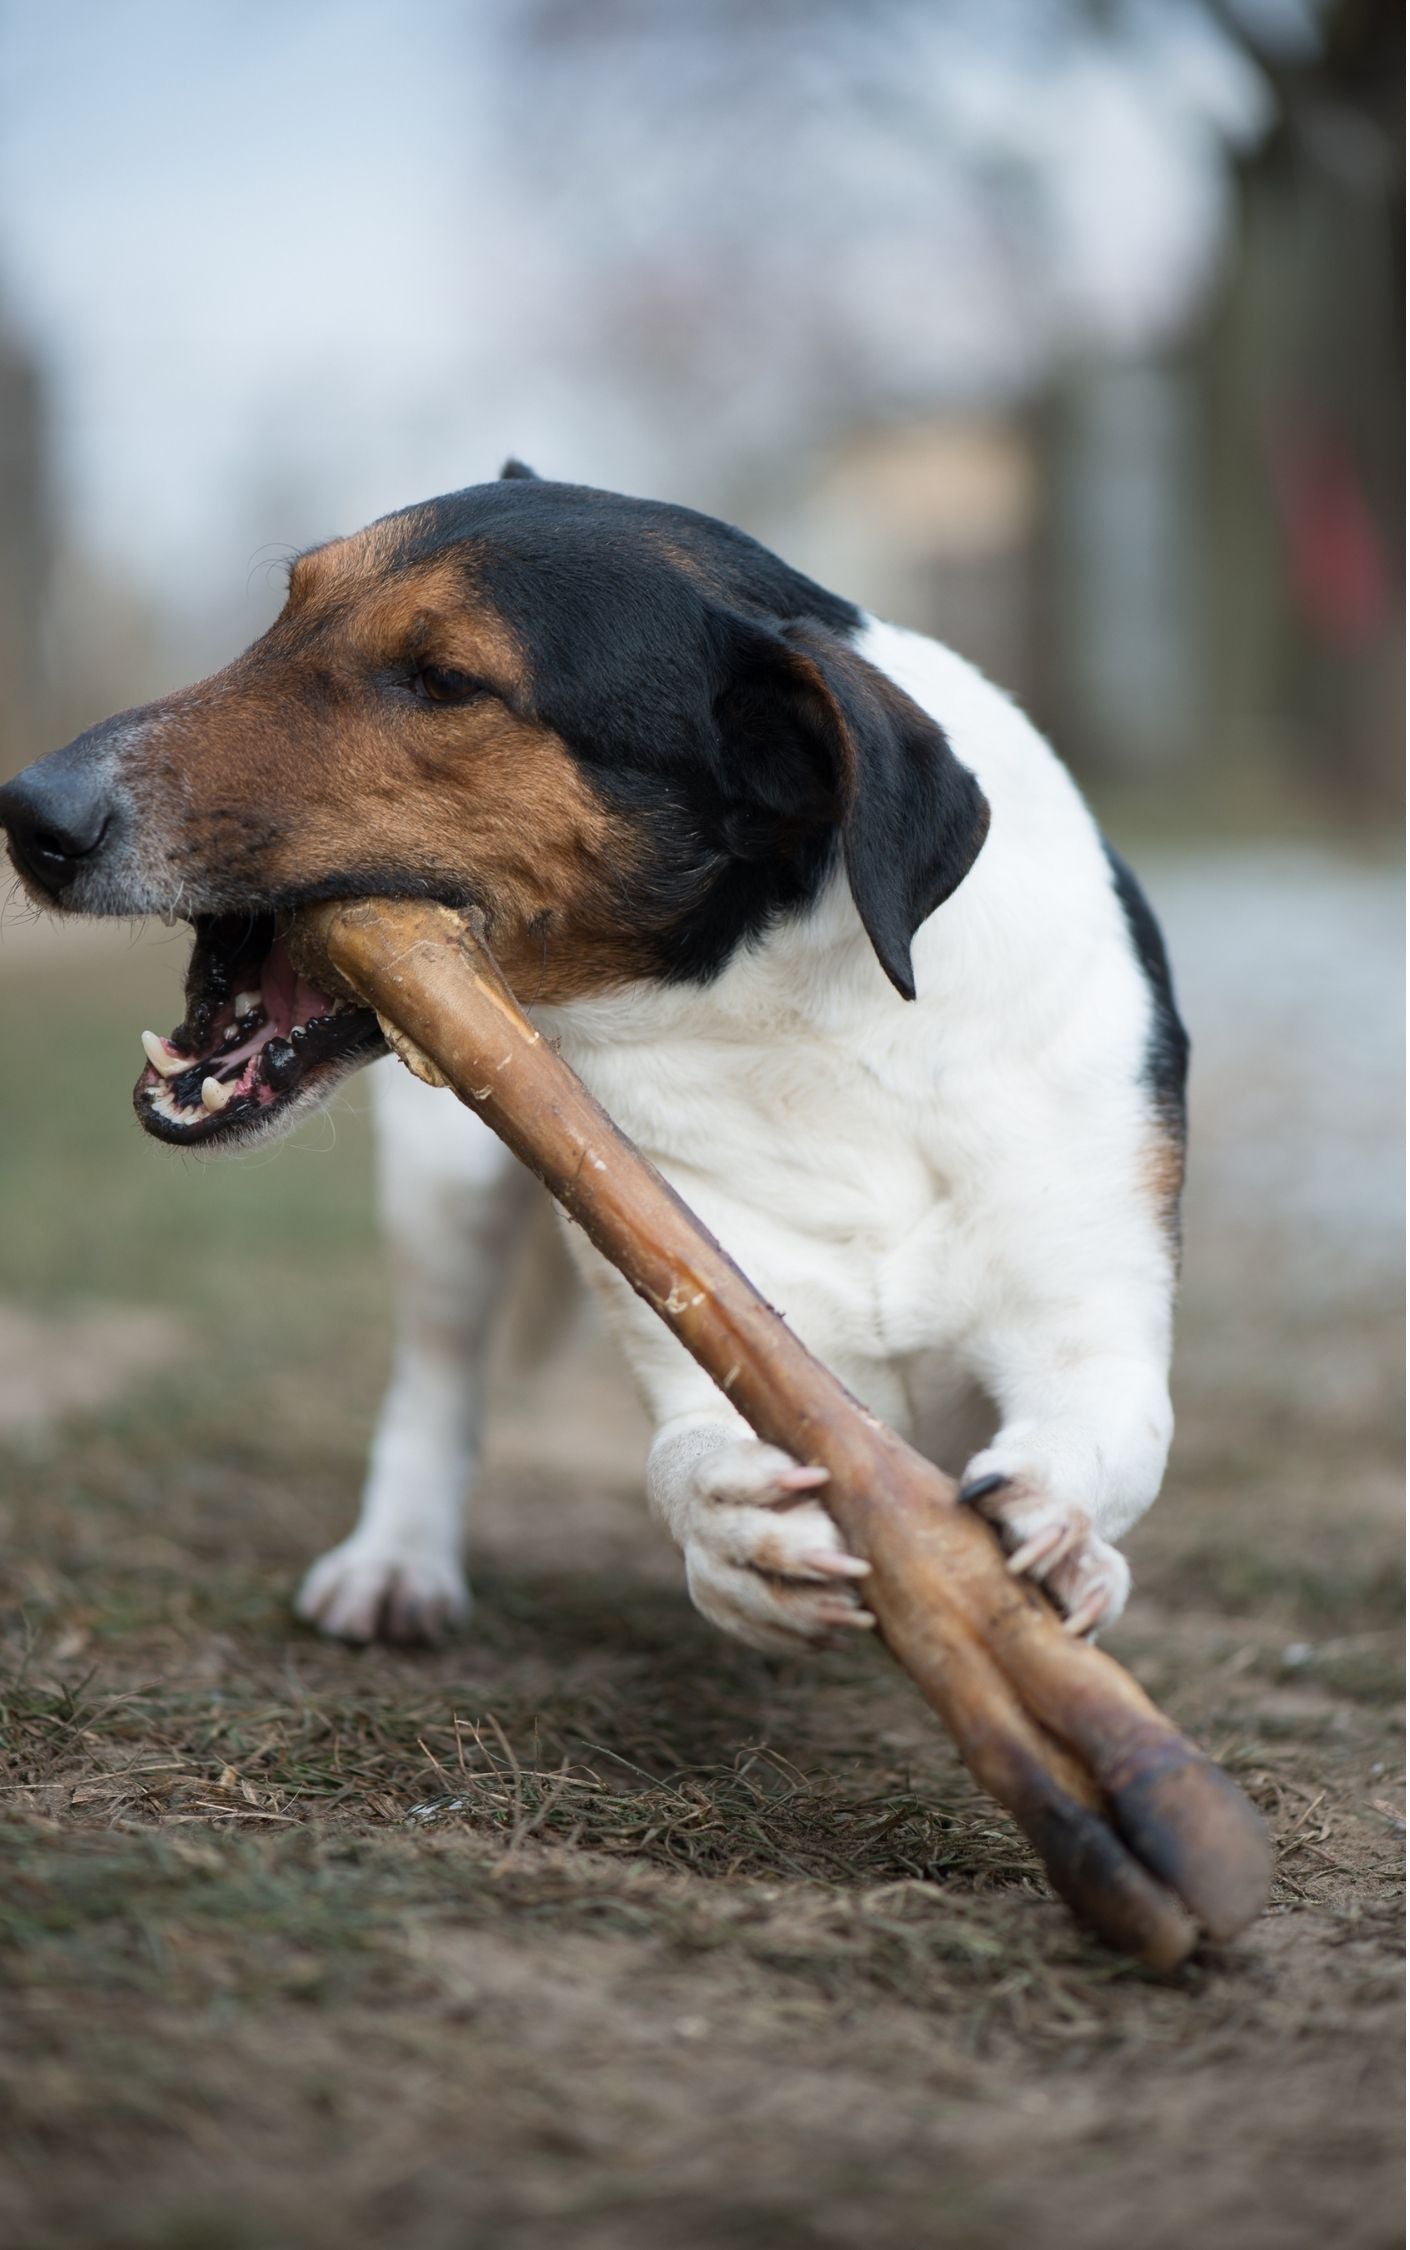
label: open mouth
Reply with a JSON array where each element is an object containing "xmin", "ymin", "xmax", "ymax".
[{"xmin": 134, "ymin": 912, "xmax": 386, "ymax": 1147}]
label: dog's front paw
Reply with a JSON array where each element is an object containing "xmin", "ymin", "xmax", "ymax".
[
  {"xmin": 296, "ymin": 1534, "xmax": 471, "ymax": 1645},
  {"xmin": 958, "ymin": 1464, "xmax": 1131, "ymax": 1639},
  {"xmin": 681, "ymin": 1440, "xmax": 873, "ymax": 1655}
]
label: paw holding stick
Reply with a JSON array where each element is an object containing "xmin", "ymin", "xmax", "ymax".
[{"xmin": 291, "ymin": 898, "xmax": 1270, "ymax": 1972}]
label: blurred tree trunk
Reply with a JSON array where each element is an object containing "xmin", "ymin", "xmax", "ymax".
[
  {"xmin": 1198, "ymin": 0, "xmax": 1403, "ymax": 822},
  {"xmin": 1037, "ymin": 358, "xmax": 1200, "ymax": 789},
  {"xmin": 0, "ymin": 312, "xmax": 53, "ymax": 784}
]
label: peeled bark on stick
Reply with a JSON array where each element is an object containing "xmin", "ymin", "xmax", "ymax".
[{"xmin": 294, "ymin": 897, "xmax": 1270, "ymax": 1969}]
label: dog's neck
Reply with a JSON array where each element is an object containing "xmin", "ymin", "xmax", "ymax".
[{"xmin": 531, "ymin": 861, "xmax": 909, "ymax": 1063}]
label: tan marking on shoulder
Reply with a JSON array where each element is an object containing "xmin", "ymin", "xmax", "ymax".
[{"xmin": 1143, "ymin": 1120, "xmax": 1187, "ymax": 1250}]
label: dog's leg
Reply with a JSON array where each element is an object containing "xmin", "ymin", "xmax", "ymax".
[
  {"xmin": 297, "ymin": 1060, "xmax": 532, "ymax": 1643},
  {"xmin": 563, "ymin": 1229, "xmax": 883, "ymax": 1654},
  {"xmin": 958, "ymin": 1343, "xmax": 1174, "ymax": 1640},
  {"xmin": 647, "ymin": 1410, "xmax": 877, "ymax": 1654}
]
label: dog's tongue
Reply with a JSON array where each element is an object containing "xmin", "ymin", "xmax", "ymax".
[{"xmin": 261, "ymin": 936, "xmax": 336, "ymax": 1036}]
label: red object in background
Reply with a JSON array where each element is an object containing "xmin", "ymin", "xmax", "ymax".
[{"xmin": 1271, "ymin": 418, "xmax": 1393, "ymax": 651}]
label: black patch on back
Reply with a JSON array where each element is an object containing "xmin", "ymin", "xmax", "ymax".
[{"xmin": 1102, "ymin": 841, "xmax": 1190, "ymax": 1134}]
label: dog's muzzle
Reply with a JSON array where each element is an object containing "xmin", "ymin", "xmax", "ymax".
[
  {"xmin": 1, "ymin": 722, "xmax": 389, "ymax": 1153},
  {"xmin": 0, "ymin": 712, "xmax": 164, "ymax": 919}
]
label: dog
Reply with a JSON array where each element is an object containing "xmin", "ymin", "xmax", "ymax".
[{"xmin": 0, "ymin": 463, "xmax": 1188, "ymax": 1654}]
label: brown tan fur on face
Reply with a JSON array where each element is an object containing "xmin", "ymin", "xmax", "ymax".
[{"xmin": 122, "ymin": 536, "xmax": 660, "ymax": 1005}]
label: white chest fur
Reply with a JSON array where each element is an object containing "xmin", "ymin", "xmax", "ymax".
[{"xmin": 533, "ymin": 618, "xmax": 1165, "ymax": 1388}]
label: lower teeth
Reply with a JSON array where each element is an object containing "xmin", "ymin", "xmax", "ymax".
[{"xmin": 260, "ymin": 1038, "xmax": 299, "ymax": 1091}]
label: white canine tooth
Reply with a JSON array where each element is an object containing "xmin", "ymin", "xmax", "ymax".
[
  {"xmin": 233, "ymin": 990, "xmax": 262, "ymax": 1017},
  {"xmin": 142, "ymin": 1030, "xmax": 189, "ymax": 1079},
  {"xmin": 200, "ymin": 1075, "xmax": 233, "ymax": 1114}
]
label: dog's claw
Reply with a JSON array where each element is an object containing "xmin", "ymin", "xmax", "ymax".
[
  {"xmin": 800, "ymin": 1549, "xmax": 871, "ymax": 1580},
  {"xmin": 1006, "ymin": 1523, "xmax": 1065, "ymax": 1578},
  {"xmin": 1063, "ymin": 1589, "xmax": 1108, "ymax": 1639},
  {"xmin": 816, "ymin": 1602, "xmax": 876, "ymax": 1630},
  {"xmin": 959, "ymin": 1472, "xmax": 1010, "ymax": 1508},
  {"xmin": 772, "ymin": 1464, "xmax": 830, "ymax": 1494}
]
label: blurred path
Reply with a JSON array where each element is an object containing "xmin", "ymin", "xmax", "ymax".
[
  {"xmin": 1145, "ymin": 849, "xmax": 1403, "ymax": 1445},
  {"xmin": 1152, "ymin": 848, "xmax": 1402, "ymax": 1298}
]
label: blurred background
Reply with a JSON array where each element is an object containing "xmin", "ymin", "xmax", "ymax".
[
  {"xmin": 0, "ymin": 0, "xmax": 1401, "ymax": 821},
  {"xmin": 0, "ymin": 9, "xmax": 1402, "ymax": 2243}
]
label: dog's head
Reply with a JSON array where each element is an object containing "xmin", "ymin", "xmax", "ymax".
[{"xmin": 0, "ymin": 466, "xmax": 988, "ymax": 1150}]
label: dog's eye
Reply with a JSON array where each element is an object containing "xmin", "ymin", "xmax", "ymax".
[{"xmin": 415, "ymin": 664, "xmax": 488, "ymax": 706}]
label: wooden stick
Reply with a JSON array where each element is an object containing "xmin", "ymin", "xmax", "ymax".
[{"xmin": 295, "ymin": 898, "xmax": 1270, "ymax": 1966}]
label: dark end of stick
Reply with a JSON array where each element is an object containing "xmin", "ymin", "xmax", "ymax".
[
  {"xmin": 1108, "ymin": 1752, "xmax": 1273, "ymax": 1942},
  {"xmin": 1025, "ymin": 1789, "xmax": 1199, "ymax": 1973}
]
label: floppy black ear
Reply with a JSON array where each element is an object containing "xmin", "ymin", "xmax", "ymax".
[
  {"xmin": 499, "ymin": 457, "xmax": 541, "ymax": 481},
  {"xmin": 711, "ymin": 615, "xmax": 989, "ymax": 999}
]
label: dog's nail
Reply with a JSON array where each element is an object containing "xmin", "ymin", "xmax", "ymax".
[
  {"xmin": 200, "ymin": 1075, "xmax": 234, "ymax": 1113},
  {"xmin": 800, "ymin": 1551, "xmax": 871, "ymax": 1579},
  {"xmin": 817, "ymin": 1604, "xmax": 876, "ymax": 1630},
  {"xmin": 141, "ymin": 1030, "xmax": 188, "ymax": 1079},
  {"xmin": 1063, "ymin": 1593, "xmax": 1107, "ymax": 1638},
  {"xmin": 958, "ymin": 1472, "xmax": 1010, "ymax": 1507},
  {"xmin": 775, "ymin": 1465, "xmax": 830, "ymax": 1491},
  {"xmin": 1007, "ymin": 1525, "xmax": 1065, "ymax": 1577},
  {"xmin": 1050, "ymin": 1522, "xmax": 1088, "ymax": 1570}
]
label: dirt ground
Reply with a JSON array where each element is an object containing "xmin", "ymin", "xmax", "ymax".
[{"xmin": 0, "ymin": 850, "xmax": 1403, "ymax": 2250}]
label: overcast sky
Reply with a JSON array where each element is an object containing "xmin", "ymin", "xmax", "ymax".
[
  {"xmin": 0, "ymin": 0, "xmax": 1294, "ymax": 646},
  {"xmin": 0, "ymin": 1, "xmax": 523, "ymax": 619}
]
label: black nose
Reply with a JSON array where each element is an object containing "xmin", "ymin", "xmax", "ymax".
[{"xmin": 0, "ymin": 757, "xmax": 114, "ymax": 899}]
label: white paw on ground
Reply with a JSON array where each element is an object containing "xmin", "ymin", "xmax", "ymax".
[
  {"xmin": 682, "ymin": 1439, "xmax": 874, "ymax": 1656},
  {"xmin": 958, "ymin": 1466, "xmax": 1131, "ymax": 1639},
  {"xmin": 295, "ymin": 1535, "xmax": 471, "ymax": 1645}
]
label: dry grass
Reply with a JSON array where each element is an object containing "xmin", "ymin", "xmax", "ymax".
[{"xmin": 0, "ymin": 928, "xmax": 1402, "ymax": 2250}]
